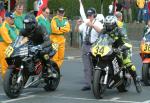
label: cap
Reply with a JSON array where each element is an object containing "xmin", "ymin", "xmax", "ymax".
[
  {"xmin": 5, "ymin": 12, "xmax": 14, "ymax": 19},
  {"xmin": 58, "ymin": 7, "xmax": 65, "ymax": 14},
  {"xmin": 86, "ymin": 8, "xmax": 96, "ymax": 17}
]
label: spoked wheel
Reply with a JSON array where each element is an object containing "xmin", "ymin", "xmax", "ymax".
[
  {"xmin": 44, "ymin": 64, "xmax": 60, "ymax": 91},
  {"xmin": 3, "ymin": 67, "xmax": 24, "ymax": 99},
  {"xmin": 92, "ymin": 70, "xmax": 106, "ymax": 99},
  {"xmin": 142, "ymin": 63, "xmax": 150, "ymax": 86}
]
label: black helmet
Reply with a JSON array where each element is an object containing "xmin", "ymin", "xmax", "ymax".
[
  {"xmin": 86, "ymin": 7, "xmax": 97, "ymax": 18},
  {"xmin": 23, "ymin": 14, "xmax": 37, "ymax": 33}
]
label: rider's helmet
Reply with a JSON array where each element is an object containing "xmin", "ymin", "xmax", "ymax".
[
  {"xmin": 23, "ymin": 14, "xmax": 37, "ymax": 34},
  {"xmin": 86, "ymin": 7, "xmax": 97, "ymax": 18},
  {"xmin": 105, "ymin": 15, "xmax": 118, "ymax": 32}
]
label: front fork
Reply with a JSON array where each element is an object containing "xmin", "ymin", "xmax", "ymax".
[
  {"xmin": 17, "ymin": 65, "xmax": 23, "ymax": 84},
  {"xmin": 103, "ymin": 66, "xmax": 109, "ymax": 85}
]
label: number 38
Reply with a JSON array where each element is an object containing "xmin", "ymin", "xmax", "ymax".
[{"xmin": 144, "ymin": 44, "xmax": 150, "ymax": 51}]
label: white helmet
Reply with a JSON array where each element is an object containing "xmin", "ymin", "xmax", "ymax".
[
  {"xmin": 105, "ymin": 15, "xmax": 117, "ymax": 25},
  {"xmin": 105, "ymin": 15, "xmax": 118, "ymax": 31},
  {"xmin": 96, "ymin": 14, "xmax": 105, "ymax": 24}
]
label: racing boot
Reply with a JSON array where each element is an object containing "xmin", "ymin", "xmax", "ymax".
[{"xmin": 128, "ymin": 65, "xmax": 142, "ymax": 93}]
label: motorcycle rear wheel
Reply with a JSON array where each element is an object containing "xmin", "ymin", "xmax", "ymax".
[{"xmin": 3, "ymin": 67, "xmax": 24, "ymax": 99}]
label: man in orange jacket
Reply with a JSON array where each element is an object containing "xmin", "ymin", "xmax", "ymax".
[
  {"xmin": 50, "ymin": 7, "xmax": 70, "ymax": 69},
  {"xmin": 0, "ymin": 12, "xmax": 17, "ymax": 79}
]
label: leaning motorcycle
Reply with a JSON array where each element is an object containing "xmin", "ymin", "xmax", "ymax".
[
  {"xmin": 3, "ymin": 36, "xmax": 60, "ymax": 99},
  {"xmin": 91, "ymin": 34, "xmax": 142, "ymax": 99},
  {"xmin": 140, "ymin": 34, "xmax": 150, "ymax": 86}
]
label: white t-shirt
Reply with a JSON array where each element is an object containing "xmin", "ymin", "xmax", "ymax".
[{"xmin": 79, "ymin": 19, "xmax": 103, "ymax": 44}]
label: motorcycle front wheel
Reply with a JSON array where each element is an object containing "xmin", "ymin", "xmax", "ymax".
[
  {"xmin": 92, "ymin": 70, "xmax": 106, "ymax": 99},
  {"xmin": 44, "ymin": 64, "xmax": 60, "ymax": 91},
  {"xmin": 142, "ymin": 63, "xmax": 150, "ymax": 86},
  {"xmin": 3, "ymin": 67, "xmax": 24, "ymax": 99}
]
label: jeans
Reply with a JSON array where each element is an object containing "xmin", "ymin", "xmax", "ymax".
[
  {"xmin": 123, "ymin": 8, "xmax": 132, "ymax": 23},
  {"xmin": 137, "ymin": 8, "xmax": 144, "ymax": 22}
]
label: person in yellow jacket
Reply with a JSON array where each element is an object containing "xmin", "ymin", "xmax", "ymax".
[
  {"xmin": 0, "ymin": 12, "xmax": 17, "ymax": 79},
  {"xmin": 136, "ymin": 0, "xmax": 145, "ymax": 23},
  {"xmin": 115, "ymin": 11, "xmax": 127, "ymax": 35},
  {"xmin": 50, "ymin": 7, "xmax": 70, "ymax": 68},
  {"xmin": 0, "ymin": 16, "xmax": 3, "ymax": 74}
]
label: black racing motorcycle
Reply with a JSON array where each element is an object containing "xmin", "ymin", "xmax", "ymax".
[
  {"xmin": 3, "ymin": 36, "xmax": 60, "ymax": 99},
  {"xmin": 91, "ymin": 34, "xmax": 142, "ymax": 99}
]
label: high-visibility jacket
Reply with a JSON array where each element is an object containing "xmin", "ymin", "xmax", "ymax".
[
  {"xmin": 50, "ymin": 15, "xmax": 70, "ymax": 68},
  {"xmin": 51, "ymin": 15, "xmax": 70, "ymax": 35},
  {"xmin": 36, "ymin": 14, "xmax": 51, "ymax": 35},
  {"xmin": 0, "ymin": 21, "xmax": 17, "ymax": 79},
  {"xmin": 0, "ymin": 21, "xmax": 17, "ymax": 43},
  {"xmin": 14, "ymin": 11, "xmax": 25, "ymax": 30}
]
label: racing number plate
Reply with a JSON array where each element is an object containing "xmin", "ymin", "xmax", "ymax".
[
  {"xmin": 5, "ymin": 46, "xmax": 14, "ymax": 57},
  {"xmin": 92, "ymin": 45, "xmax": 111, "ymax": 57},
  {"xmin": 143, "ymin": 43, "xmax": 150, "ymax": 53},
  {"xmin": 95, "ymin": 46, "xmax": 105, "ymax": 55}
]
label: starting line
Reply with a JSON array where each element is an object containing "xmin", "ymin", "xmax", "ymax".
[{"xmin": 52, "ymin": 96, "xmax": 150, "ymax": 103}]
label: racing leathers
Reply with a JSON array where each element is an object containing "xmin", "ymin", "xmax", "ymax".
[
  {"xmin": 103, "ymin": 24, "xmax": 138, "ymax": 85},
  {"xmin": 20, "ymin": 25, "xmax": 55, "ymax": 76}
]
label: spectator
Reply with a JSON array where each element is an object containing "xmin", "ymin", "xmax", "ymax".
[
  {"xmin": 75, "ymin": 8, "xmax": 103, "ymax": 91},
  {"xmin": 0, "ymin": 16, "xmax": 2, "ymax": 26},
  {"xmin": 122, "ymin": 0, "xmax": 133, "ymax": 23},
  {"xmin": 0, "ymin": 1, "xmax": 6, "ymax": 20},
  {"xmin": 34, "ymin": 0, "xmax": 39, "ymax": 16},
  {"xmin": 10, "ymin": 0, "xmax": 16, "ymax": 11},
  {"xmin": 50, "ymin": 7, "xmax": 70, "ymax": 69},
  {"xmin": 0, "ymin": 12, "xmax": 17, "ymax": 79},
  {"xmin": 115, "ymin": 11, "xmax": 127, "ymax": 35},
  {"xmin": 147, "ymin": 0, "xmax": 150, "ymax": 23},
  {"xmin": 116, "ymin": 0, "xmax": 123, "ymax": 12},
  {"xmin": 36, "ymin": 7, "xmax": 51, "ymax": 35},
  {"xmin": 113, "ymin": 0, "xmax": 117, "ymax": 14},
  {"xmin": 143, "ymin": 18, "xmax": 150, "ymax": 36},
  {"xmin": 136, "ymin": 0, "xmax": 145, "ymax": 23},
  {"xmin": 113, "ymin": 0, "xmax": 123, "ymax": 14},
  {"xmin": 14, "ymin": 3, "xmax": 25, "ymax": 31}
]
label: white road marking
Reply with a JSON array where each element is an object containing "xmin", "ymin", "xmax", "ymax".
[
  {"xmin": 21, "ymin": 92, "xmax": 33, "ymax": 96},
  {"xmin": 141, "ymin": 100, "xmax": 150, "ymax": 103},
  {"xmin": 52, "ymin": 96, "xmax": 141, "ymax": 103},
  {"xmin": 0, "ymin": 92, "xmax": 33, "ymax": 96},
  {"xmin": 110, "ymin": 97, "xmax": 120, "ymax": 100},
  {"xmin": 1, "ymin": 95, "xmax": 35, "ymax": 103}
]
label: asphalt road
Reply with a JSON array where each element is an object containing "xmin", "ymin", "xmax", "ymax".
[{"xmin": 0, "ymin": 42, "xmax": 150, "ymax": 103}]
